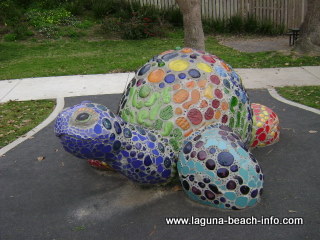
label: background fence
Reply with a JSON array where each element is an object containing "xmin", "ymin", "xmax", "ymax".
[{"xmin": 133, "ymin": 0, "xmax": 308, "ymax": 29}]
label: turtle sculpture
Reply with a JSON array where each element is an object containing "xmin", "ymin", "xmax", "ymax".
[{"xmin": 55, "ymin": 48, "xmax": 280, "ymax": 210}]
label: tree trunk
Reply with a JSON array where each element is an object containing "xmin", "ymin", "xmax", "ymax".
[
  {"xmin": 295, "ymin": 0, "xmax": 320, "ymax": 55},
  {"xmin": 176, "ymin": 0, "xmax": 205, "ymax": 51}
]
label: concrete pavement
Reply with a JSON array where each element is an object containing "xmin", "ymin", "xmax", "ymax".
[
  {"xmin": 1, "ymin": 66, "xmax": 320, "ymax": 239},
  {"xmin": 1, "ymin": 90, "xmax": 319, "ymax": 239},
  {"xmin": 1, "ymin": 66, "xmax": 320, "ymax": 103}
]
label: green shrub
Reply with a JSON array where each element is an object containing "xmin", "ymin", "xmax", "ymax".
[
  {"xmin": 37, "ymin": 25, "xmax": 59, "ymax": 38},
  {"xmin": 25, "ymin": 7, "xmax": 79, "ymax": 39},
  {"xmin": 258, "ymin": 20, "xmax": 285, "ymax": 35},
  {"xmin": 227, "ymin": 15, "xmax": 243, "ymax": 33},
  {"xmin": 12, "ymin": 23, "xmax": 34, "ymax": 40},
  {"xmin": 244, "ymin": 15, "xmax": 259, "ymax": 33},
  {"xmin": 28, "ymin": 0, "xmax": 69, "ymax": 9},
  {"xmin": 4, "ymin": 33, "xmax": 17, "ymax": 41},
  {"xmin": 101, "ymin": 17, "xmax": 122, "ymax": 33},
  {"xmin": 74, "ymin": 19, "xmax": 94, "ymax": 29},
  {"xmin": 102, "ymin": 15, "xmax": 161, "ymax": 40},
  {"xmin": 26, "ymin": 8, "xmax": 72, "ymax": 27},
  {"xmin": 113, "ymin": 1, "xmax": 144, "ymax": 19},
  {"xmin": 163, "ymin": 8, "xmax": 183, "ymax": 27},
  {"xmin": 64, "ymin": 0, "xmax": 85, "ymax": 15},
  {"xmin": 100, "ymin": 2, "xmax": 165, "ymax": 40},
  {"xmin": 92, "ymin": 0, "xmax": 121, "ymax": 19},
  {"xmin": 120, "ymin": 14, "xmax": 159, "ymax": 40},
  {"xmin": 59, "ymin": 26, "xmax": 85, "ymax": 39},
  {"xmin": 258, "ymin": 20, "xmax": 274, "ymax": 35},
  {"xmin": 0, "ymin": 0, "xmax": 23, "ymax": 25},
  {"xmin": 206, "ymin": 14, "xmax": 284, "ymax": 35},
  {"xmin": 212, "ymin": 18, "xmax": 227, "ymax": 33},
  {"xmin": 203, "ymin": 19, "xmax": 218, "ymax": 34},
  {"xmin": 0, "ymin": 26, "xmax": 10, "ymax": 35}
]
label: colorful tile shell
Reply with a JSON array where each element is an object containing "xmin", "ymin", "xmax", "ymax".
[
  {"xmin": 118, "ymin": 48, "xmax": 253, "ymax": 151},
  {"xmin": 55, "ymin": 48, "xmax": 281, "ymax": 210}
]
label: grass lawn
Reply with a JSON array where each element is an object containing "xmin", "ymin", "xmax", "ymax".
[
  {"xmin": 276, "ymin": 86, "xmax": 320, "ymax": 109},
  {"xmin": 1, "ymin": 33, "xmax": 320, "ymax": 80},
  {"xmin": 0, "ymin": 33, "xmax": 319, "ymax": 149},
  {"xmin": 0, "ymin": 100, "xmax": 55, "ymax": 148}
]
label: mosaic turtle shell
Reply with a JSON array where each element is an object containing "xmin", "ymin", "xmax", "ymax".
[{"xmin": 118, "ymin": 48, "xmax": 253, "ymax": 152}]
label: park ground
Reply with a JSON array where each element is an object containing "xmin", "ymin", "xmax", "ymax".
[
  {"xmin": 0, "ymin": 1, "xmax": 319, "ymax": 148},
  {"xmin": 0, "ymin": 2, "xmax": 320, "ymax": 239}
]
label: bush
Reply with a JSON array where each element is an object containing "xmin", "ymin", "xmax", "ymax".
[
  {"xmin": 92, "ymin": 0, "xmax": 123, "ymax": 19},
  {"xmin": 227, "ymin": 15, "xmax": 243, "ymax": 33},
  {"xmin": 163, "ymin": 8, "xmax": 183, "ymax": 27},
  {"xmin": 120, "ymin": 15, "xmax": 146, "ymax": 40},
  {"xmin": 101, "ymin": 17, "xmax": 122, "ymax": 33},
  {"xmin": 100, "ymin": 4, "xmax": 164, "ymax": 40},
  {"xmin": 212, "ymin": 19, "xmax": 226, "ymax": 33},
  {"xmin": 37, "ymin": 25, "xmax": 59, "ymax": 38},
  {"xmin": 0, "ymin": 0, "xmax": 24, "ymax": 25},
  {"xmin": 4, "ymin": 33, "xmax": 17, "ymax": 41},
  {"xmin": 258, "ymin": 20, "xmax": 285, "ymax": 35},
  {"xmin": 25, "ymin": 7, "xmax": 82, "ymax": 39},
  {"xmin": 26, "ymin": 8, "xmax": 72, "ymax": 27},
  {"xmin": 12, "ymin": 23, "xmax": 34, "ymax": 39},
  {"xmin": 74, "ymin": 19, "xmax": 94, "ymax": 29},
  {"xmin": 205, "ymin": 14, "xmax": 285, "ymax": 35},
  {"xmin": 59, "ymin": 26, "xmax": 85, "ymax": 39},
  {"xmin": 121, "ymin": 14, "xmax": 160, "ymax": 40},
  {"xmin": 64, "ymin": 0, "xmax": 86, "ymax": 15},
  {"xmin": 0, "ymin": 25, "xmax": 11, "ymax": 35},
  {"xmin": 28, "ymin": 0, "xmax": 69, "ymax": 9},
  {"xmin": 101, "ymin": 15, "xmax": 161, "ymax": 40},
  {"xmin": 244, "ymin": 15, "xmax": 259, "ymax": 33}
]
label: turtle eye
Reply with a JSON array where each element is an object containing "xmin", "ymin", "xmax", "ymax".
[
  {"xmin": 76, "ymin": 112, "xmax": 91, "ymax": 122},
  {"xmin": 71, "ymin": 107, "xmax": 98, "ymax": 128}
]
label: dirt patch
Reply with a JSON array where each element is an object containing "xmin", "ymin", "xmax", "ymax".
[{"xmin": 218, "ymin": 35, "xmax": 292, "ymax": 53}]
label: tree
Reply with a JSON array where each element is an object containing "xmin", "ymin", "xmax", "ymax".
[
  {"xmin": 295, "ymin": 0, "xmax": 320, "ymax": 55},
  {"xmin": 176, "ymin": 0, "xmax": 205, "ymax": 51}
]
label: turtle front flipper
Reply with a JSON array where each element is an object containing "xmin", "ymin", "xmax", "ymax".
[
  {"xmin": 87, "ymin": 159, "xmax": 116, "ymax": 171},
  {"xmin": 250, "ymin": 103, "xmax": 280, "ymax": 148},
  {"xmin": 177, "ymin": 124, "xmax": 264, "ymax": 210}
]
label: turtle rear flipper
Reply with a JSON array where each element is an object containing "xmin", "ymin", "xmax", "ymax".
[
  {"xmin": 250, "ymin": 103, "xmax": 280, "ymax": 148},
  {"xmin": 177, "ymin": 124, "xmax": 264, "ymax": 210}
]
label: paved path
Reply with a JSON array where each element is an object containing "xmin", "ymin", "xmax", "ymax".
[
  {"xmin": 1, "ymin": 66, "xmax": 320, "ymax": 103},
  {"xmin": 1, "ymin": 91, "xmax": 319, "ymax": 240}
]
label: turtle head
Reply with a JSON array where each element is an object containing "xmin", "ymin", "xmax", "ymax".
[{"xmin": 54, "ymin": 101, "xmax": 122, "ymax": 160}]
